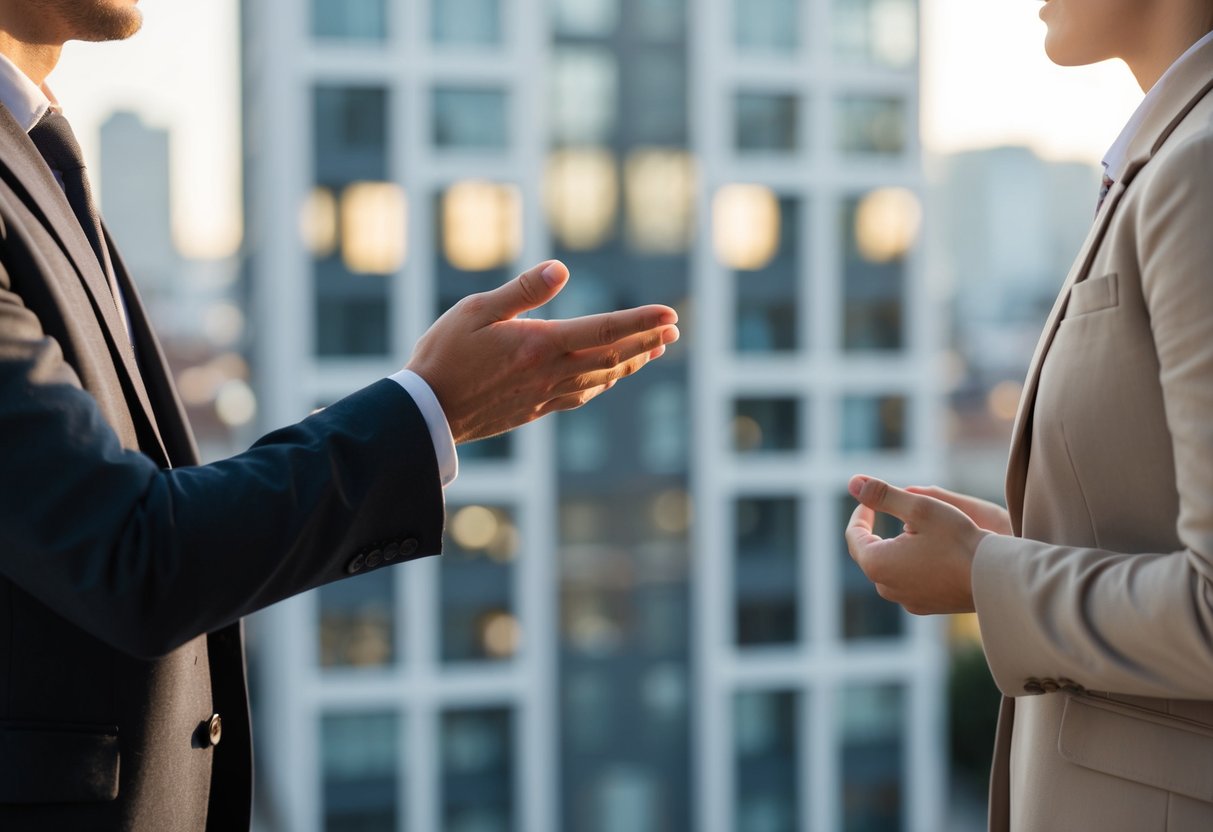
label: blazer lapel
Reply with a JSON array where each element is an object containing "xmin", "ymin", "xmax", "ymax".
[
  {"xmin": 0, "ymin": 104, "xmax": 169, "ymax": 463},
  {"xmin": 1004, "ymin": 46, "xmax": 1213, "ymax": 531}
]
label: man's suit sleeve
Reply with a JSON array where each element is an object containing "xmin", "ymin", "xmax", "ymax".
[
  {"xmin": 0, "ymin": 265, "xmax": 445, "ymax": 659},
  {"xmin": 971, "ymin": 133, "xmax": 1213, "ymax": 700}
]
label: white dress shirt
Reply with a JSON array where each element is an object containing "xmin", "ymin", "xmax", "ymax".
[
  {"xmin": 1102, "ymin": 29, "xmax": 1213, "ymax": 183},
  {"xmin": 0, "ymin": 50, "xmax": 458, "ymax": 486}
]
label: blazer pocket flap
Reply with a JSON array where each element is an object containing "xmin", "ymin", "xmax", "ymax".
[
  {"xmin": 1058, "ymin": 696, "xmax": 1213, "ymax": 803},
  {"xmin": 0, "ymin": 722, "xmax": 119, "ymax": 803},
  {"xmin": 1067, "ymin": 272, "xmax": 1120, "ymax": 317}
]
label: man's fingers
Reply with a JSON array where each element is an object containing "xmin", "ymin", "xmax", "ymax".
[
  {"xmin": 554, "ymin": 305, "xmax": 679, "ymax": 352},
  {"xmin": 538, "ymin": 382, "xmax": 614, "ymax": 417},
  {"xmin": 845, "ymin": 502, "xmax": 883, "ymax": 561},
  {"xmin": 567, "ymin": 327, "xmax": 678, "ymax": 376},
  {"xmin": 478, "ymin": 260, "xmax": 569, "ymax": 322},
  {"xmin": 551, "ymin": 344, "xmax": 666, "ymax": 397},
  {"xmin": 848, "ymin": 475, "xmax": 927, "ymax": 525}
]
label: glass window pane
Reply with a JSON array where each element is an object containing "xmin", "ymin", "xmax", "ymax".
[
  {"xmin": 735, "ymin": 690, "xmax": 799, "ymax": 832},
  {"xmin": 733, "ymin": 196, "xmax": 800, "ymax": 352},
  {"xmin": 443, "ymin": 708, "xmax": 514, "ymax": 831},
  {"xmin": 433, "ymin": 88, "xmax": 509, "ymax": 150},
  {"xmin": 841, "ymin": 395, "xmax": 907, "ymax": 451},
  {"xmin": 312, "ymin": 86, "xmax": 392, "ymax": 358},
  {"xmin": 841, "ymin": 684, "xmax": 905, "ymax": 832},
  {"xmin": 833, "ymin": 0, "xmax": 918, "ymax": 69},
  {"xmin": 318, "ymin": 570, "xmax": 396, "ymax": 669},
  {"xmin": 733, "ymin": 397, "xmax": 801, "ymax": 453},
  {"xmin": 735, "ymin": 497, "xmax": 799, "ymax": 646},
  {"xmin": 442, "ymin": 505, "xmax": 520, "ymax": 663},
  {"xmin": 321, "ymin": 712, "xmax": 400, "ymax": 831},
  {"xmin": 432, "ymin": 0, "xmax": 501, "ymax": 45},
  {"xmin": 554, "ymin": 0, "xmax": 619, "ymax": 36},
  {"xmin": 551, "ymin": 47, "xmax": 619, "ymax": 146},
  {"xmin": 628, "ymin": 49, "xmax": 687, "ymax": 145},
  {"xmin": 837, "ymin": 95, "xmax": 907, "ymax": 156},
  {"xmin": 434, "ymin": 185, "xmax": 518, "ymax": 320},
  {"xmin": 735, "ymin": 92, "xmax": 800, "ymax": 153},
  {"xmin": 841, "ymin": 193, "xmax": 905, "ymax": 351},
  {"xmin": 837, "ymin": 494, "xmax": 903, "ymax": 640},
  {"xmin": 734, "ymin": 0, "xmax": 798, "ymax": 53},
  {"xmin": 311, "ymin": 0, "xmax": 386, "ymax": 41}
]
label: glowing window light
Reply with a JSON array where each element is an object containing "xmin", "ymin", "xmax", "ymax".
[
  {"xmin": 451, "ymin": 505, "xmax": 501, "ymax": 550},
  {"xmin": 712, "ymin": 184, "xmax": 781, "ymax": 270},
  {"xmin": 340, "ymin": 181, "xmax": 407, "ymax": 275},
  {"xmin": 299, "ymin": 186, "xmax": 338, "ymax": 258},
  {"xmin": 854, "ymin": 187, "xmax": 921, "ymax": 263},
  {"xmin": 480, "ymin": 611, "xmax": 521, "ymax": 659},
  {"xmin": 215, "ymin": 379, "xmax": 257, "ymax": 427},
  {"xmin": 987, "ymin": 380, "xmax": 1023, "ymax": 422},
  {"xmin": 544, "ymin": 147, "xmax": 618, "ymax": 251},
  {"xmin": 624, "ymin": 149, "xmax": 697, "ymax": 254},
  {"xmin": 442, "ymin": 180, "xmax": 522, "ymax": 271}
]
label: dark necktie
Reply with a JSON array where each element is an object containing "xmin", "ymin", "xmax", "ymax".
[
  {"xmin": 1096, "ymin": 171, "xmax": 1114, "ymax": 216},
  {"xmin": 27, "ymin": 111, "xmax": 123, "ymax": 306}
]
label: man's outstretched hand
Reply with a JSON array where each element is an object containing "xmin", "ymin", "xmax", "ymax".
[{"xmin": 407, "ymin": 260, "xmax": 680, "ymax": 444}]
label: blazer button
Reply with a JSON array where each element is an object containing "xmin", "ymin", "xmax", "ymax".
[
  {"xmin": 346, "ymin": 552, "xmax": 367, "ymax": 575},
  {"xmin": 400, "ymin": 538, "xmax": 419, "ymax": 557},
  {"xmin": 1023, "ymin": 679, "xmax": 1045, "ymax": 696},
  {"xmin": 1041, "ymin": 679, "xmax": 1060, "ymax": 694},
  {"xmin": 365, "ymin": 549, "xmax": 383, "ymax": 569},
  {"xmin": 207, "ymin": 713, "xmax": 222, "ymax": 747},
  {"xmin": 383, "ymin": 542, "xmax": 401, "ymax": 562},
  {"xmin": 1059, "ymin": 678, "xmax": 1084, "ymax": 694}
]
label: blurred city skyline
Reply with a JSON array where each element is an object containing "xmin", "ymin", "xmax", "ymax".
[{"xmin": 47, "ymin": 0, "xmax": 1140, "ymax": 261}]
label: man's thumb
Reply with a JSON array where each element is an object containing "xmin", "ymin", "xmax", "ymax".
[
  {"xmin": 481, "ymin": 260, "xmax": 569, "ymax": 321},
  {"xmin": 848, "ymin": 475, "xmax": 919, "ymax": 522}
]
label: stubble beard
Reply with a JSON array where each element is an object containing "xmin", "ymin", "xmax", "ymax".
[{"xmin": 49, "ymin": 0, "xmax": 143, "ymax": 43}]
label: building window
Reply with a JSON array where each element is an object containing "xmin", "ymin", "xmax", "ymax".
[
  {"xmin": 726, "ymin": 194, "xmax": 800, "ymax": 352},
  {"xmin": 312, "ymin": 86, "xmax": 393, "ymax": 358},
  {"xmin": 443, "ymin": 708, "xmax": 514, "ymax": 831},
  {"xmin": 321, "ymin": 712, "xmax": 400, "ymax": 832},
  {"xmin": 837, "ymin": 494, "xmax": 903, "ymax": 640},
  {"xmin": 553, "ymin": 0, "xmax": 619, "ymax": 36},
  {"xmin": 311, "ymin": 0, "xmax": 386, "ymax": 41},
  {"xmin": 433, "ymin": 87, "xmax": 510, "ymax": 150},
  {"xmin": 841, "ymin": 193, "xmax": 907, "ymax": 352},
  {"xmin": 318, "ymin": 570, "xmax": 396, "ymax": 669},
  {"xmin": 833, "ymin": 0, "xmax": 918, "ymax": 69},
  {"xmin": 733, "ymin": 397, "xmax": 801, "ymax": 453},
  {"xmin": 734, "ymin": 0, "xmax": 798, "ymax": 53},
  {"xmin": 735, "ymin": 689, "xmax": 799, "ymax": 832},
  {"xmin": 432, "ymin": 0, "xmax": 501, "ymax": 46},
  {"xmin": 840, "ymin": 395, "xmax": 907, "ymax": 452},
  {"xmin": 735, "ymin": 497, "xmax": 799, "ymax": 646},
  {"xmin": 442, "ymin": 505, "xmax": 520, "ymax": 663},
  {"xmin": 836, "ymin": 95, "xmax": 907, "ymax": 156},
  {"xmin": 841, "ymin": 684, "xmax": 905, "ymax": 831},
  {"xmin": 735, "ymin": 92, "xmax": 800, "ymax": 154},
  {"xmin": 550, "ymin": 47, "xmax": 619, "ymax": 146}
]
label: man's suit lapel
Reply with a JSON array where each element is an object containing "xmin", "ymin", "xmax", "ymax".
[
  {"xmin": 1004, "ymin": 46, "xmax": 1213, "ymax": 531},
  {"xmin": 0, "ymin": 104, "xmax": 169, "ymax": 462},
  {"xmin": 104, "ymin": 226, "xmax": 201, "ymax": 468}
]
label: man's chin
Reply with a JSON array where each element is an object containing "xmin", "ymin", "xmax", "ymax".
[{"xmin": 73, "ymin": 7, "xmax": 144, "ymax": 43}]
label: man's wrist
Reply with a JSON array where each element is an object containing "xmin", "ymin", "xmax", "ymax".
[{"xmin": 389, "ymin": 369, "xmax": 458, "ymax": 487}]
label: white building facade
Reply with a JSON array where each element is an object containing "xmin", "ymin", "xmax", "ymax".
[{"xmin": 240, "ymin": 0, "xmax": 945, "ymax": 830}]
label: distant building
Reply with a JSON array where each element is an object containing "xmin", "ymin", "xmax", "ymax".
[
  {"xmin": 927, "ymin": 146, "xmax": 1100, "ymax": 497},
  {"xmin": 241, "ymin": 1, "xmax": 946, "ymax": 830}
]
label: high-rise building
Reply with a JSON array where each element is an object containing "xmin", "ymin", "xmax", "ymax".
[{"xmin": 240, "ymin": 1, "xmax": 944, "ymax": 830}]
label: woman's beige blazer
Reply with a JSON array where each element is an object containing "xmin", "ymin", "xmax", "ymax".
[{"xmin": 971, "ymin": 38, "xmax": 1213, "ymax": 832}]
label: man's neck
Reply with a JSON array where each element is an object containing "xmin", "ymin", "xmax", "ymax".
[{"xmin": 0, "ymin": 32, "xmax": 61, "ymax": 87}]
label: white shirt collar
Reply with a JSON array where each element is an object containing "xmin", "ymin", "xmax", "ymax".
[
  {"xmin": 0, "ymin": 50, "xmax": 57, "ymax": 133},
  {"xmin": 1102, "ymin": 29, "xmax": 1213, "ymax": 182}
]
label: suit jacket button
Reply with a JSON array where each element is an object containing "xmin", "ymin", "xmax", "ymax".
[
  {"xmin": 383, "ymin": 542, "xmax": 401, "ymax": 562},
  {"xmin": 347, "ymin": 553, "xmax": 367, "ymax": 575},
  {"xmin": 1041, "ymin": 679, "xmax": 1060, "ymax": 694},
  {"xmin": 400, "ymin": 538, "xmax": 419, "ymax": 557},
  {"xmin": 1059, "ymin": 678, "xmax": 1084, "ymax": 694},
  {"xmin": 365, "ymin": 549, "xmax": 383, "ymax": 569},
  {"xmin": 1023, "ymin": 679, "xmax": 1045, "ymax": 695},
  {"xmin": 207, "ymin": 714, "xmax": 222, "ymax": 747}
]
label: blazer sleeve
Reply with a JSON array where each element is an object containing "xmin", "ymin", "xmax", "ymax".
[
  {"xmin": 0, "ymin": 265, "xmax": 445, "ymax": 659},
  {"xmin": 971, "ymin": 133, "xmax": 1213, "ymax": 700}
]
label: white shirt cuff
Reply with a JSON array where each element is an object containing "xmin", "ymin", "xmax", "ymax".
[{"xmin": 389, "ymin": 369, "xmax": 458, "ymax": 487}]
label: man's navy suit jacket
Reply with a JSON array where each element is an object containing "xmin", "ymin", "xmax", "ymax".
[{"xmin": 0, "ymin": 102, "xmax": 444, "ymax": 830}]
